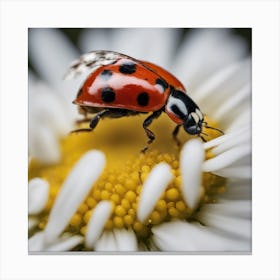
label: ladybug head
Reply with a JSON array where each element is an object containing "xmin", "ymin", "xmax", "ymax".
[
  {"xmin": 183, "ymin": 110, "xmax": 224, "ymax": 141},
  {"xmin": 166, "ymin": 87, "xmax": 223, "ymax": 140},
  {"xmin": 183, "ymin": 111, "xmax": 203, "ymax": 135}
]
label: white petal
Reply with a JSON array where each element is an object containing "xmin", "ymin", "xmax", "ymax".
[
  {"xmin": 203, "ymin": 145, "xmax": 251, "ymax": 172},
  {"xmin": 193, "ymin": 58, "xmax": 251, "ymax": 115},
  {"xmin": 226, "ymin": 109, "xmax": 251, "ymax": 133},
  {"xmin": 29, "ymin": 29, "xmax": 80, "ymax": 100},
  {"xmin": 196, "ymin": 209, "xmax": 251, "ymax": 239},
  {"xmin": 203, "ymin": 125, "xmax": 249, "ymax": 150},
  {"xmin": 201, "ymin": 199, "xmax": 251, "ymax": 219},
  {"xmin": 137, "ymin": 163, "xmax": 173, "ymax": 223},
  {"xmin": 79, "ymin": 28, "xmax": 110, "ymax": 52},
  {"xmin": 180, "ymin": 140, "xmax": 204, "ymax": 209},
  {"xmin": 172, "ymin": 29, "xmax": 247, "ymax": 91},
  {"xmin": 231, "ymin": 152, "xmax": 251, "ymax": 166},
  {"xmin": 194, "ymin": 60, "xmax": 242, "ymax": 102},
  {"xmin": 211, "ymin": 130, "xmax": 251, "ymax": 155},
  {"xmin": 47, "ymin": 234, "xmax": 84, "ymax": 252},
  {"xmin": 28, "ymin": 123, "xmax": 61, "ymax": 164},
  {"xmin": 94, "ymin": 231, "xmax": 117, "ymax": 251},
  {"xmin": 29, "ymin": 80, "xmax": 73, "ymax": 135},
  {"xmin": 28, "ymin": 178, "xmax": 49, "ymax": 215},
  {"xmin": 212, "ymin": 166, "xmax": 251, "ymax": 179},
  {"xmin": 212, "ymin": 83, "xmax": 251, "ymax": 122},
  {"xmin": 220, "ymin": 179, "xmax": 251, "ymax": 200},
  {"xmin": 110, "ymin": 28, "xmax": 179, "ymax": 69},
  {"xmin": 28, "ymin": 77, "xmax": 76, "ymax": 164},
  {"xmin": 114, "ymin": 229, "xmax": 138, "ymax": 251},
  {"xmin": 29, "ymin": 232, "xmax": 83, "ymax": 252},
  {"xmin": 29, "ymin": 232, "xmax": 45, "ymax": 252},
  {"xmin": 85, "ymin": 201, "xmax": 112, "ymax": 249},
  {"xmin": 44, "ymin": 150, "xmax": 105, "ymax": 244},
  {"xmin": 152, "ymin": 220, "xmax": 250, "ymax": 251}
]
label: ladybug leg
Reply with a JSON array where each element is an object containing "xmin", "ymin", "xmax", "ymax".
[
  {"xmin": 141, "ymin": 109, "xmax": 163, "ymax": 153},
  {"xmin": 172, "ymin": 125, "xmax": 181, "ymax": 147},
  {"xmin": 71, "ymin": 109, "xmax": 110, "ymax": 133},
  {"xmin": 89, "ymin": 109, "xmax": 111, "ymax": 129}
]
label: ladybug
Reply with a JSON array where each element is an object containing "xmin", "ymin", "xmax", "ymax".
[{"xmin": 66, "ymin": 50, "xmax": 222, "ymax": 151}]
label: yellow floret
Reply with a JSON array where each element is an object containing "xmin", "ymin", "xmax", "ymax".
[
  {"xmin": 113, "ymin": 216, "xmax": 124, "ymax": 228},
  {"xmin": 70, "ymin": 213, "xmax": 82, "ymax": 227},
  {"xmin": 175, "ymin": 200, "xmax": 186, "ymax": 212},
  {"xmin": 155, "ymin": 199, "xmax": 167, "ymax": 212},
  {"xmin": 29, "ymin": 113, "xmax": 225, "ymax": 249},
  {"xmin": 86, "ymin": 197, "xmax": 97, "ymax": 208},
  {"xmin": 165, "ymin": 188, "xmax": 180, "ymax": 201},
  {"xmin": 83, "ymin": 210, "xmax": 93, "ymax": 223},
  {"xmin": 125, "ymin": 190, "xmax": 137, "ymax": 202},
  {"xmin": 115, "ymin": 184, "xmax": 126, "ymax": 195},
  {"xmin": 104, "ymin": 219, "xmax": 113, "ymax": 230},
  {"xmin": 80, "ymin": 226, "xmax": 87, "ymax": 236},
  {"xmin": 168, "ymin": 207, "xmax": 180, "ymax": 218},
  {"xmin": 78, "ymin": 203, "xmax": 88, "ymax": 214},
  {"xmin": 121, "ymin": 198, "xmax": 131, "ymax": 210},
  {"xmin": 124, "ymin": 215, "xmax": 134, "ymax": 226},
  {"xmin": 133, "ymin": 221, "xmax": 144, "ymax": 232},
  {"xmin": 114, "ymin": 205, "xmax": 126, "ymax": 217},
  {"xmin": 150, "ymin": 211, "xmax": 161, "ymax": 224},
  {"xmin": 110, "ymin": 193, "xmax": 120, "ymax": 204}
]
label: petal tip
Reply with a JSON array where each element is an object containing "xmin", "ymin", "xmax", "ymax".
[{"xmin": 137, "ymin": 162, "xmax": 173, "ymax": 223}]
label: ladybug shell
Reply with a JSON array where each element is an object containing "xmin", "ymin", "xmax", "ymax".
[{"xmin": 74, "ymin": 58, "xmax": 186, "ymax": 113}]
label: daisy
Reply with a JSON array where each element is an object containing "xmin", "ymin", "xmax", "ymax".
[{"xmin": 28, "ymin": 28, "xmax": 251, "ymax": 252}]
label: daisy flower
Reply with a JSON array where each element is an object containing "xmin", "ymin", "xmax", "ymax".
[{"xmin": 28, "ymin": 28, "xmax": 251, "ymax": 252}]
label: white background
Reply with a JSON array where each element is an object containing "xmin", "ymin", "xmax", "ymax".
[{"xmin": 1, "ymin": 0, "xmax": 280, "ymax": 279}]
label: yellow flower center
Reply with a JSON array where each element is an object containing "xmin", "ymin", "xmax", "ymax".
[{"xmin": 29, "ymin": 114, "xmax": 225, "ymax": 243}]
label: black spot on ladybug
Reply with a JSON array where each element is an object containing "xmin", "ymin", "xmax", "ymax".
[
  {"xmin": 119, "ymin": 62, "xmax": 136, "ymax": 74},
  {"xmin": 137, "ymin": 92, "xmax": 149, "ymax": 106},
  {"xmin": 100, "ymin": 69, "xmax": 113, "ymax": 81},
  {"xmin": 156, "ymin": 78, "xmax": 168, "ymax": 92},
  {"xmin": 101, "ymin": 87, "xmax": 116, "ymax": 103}
]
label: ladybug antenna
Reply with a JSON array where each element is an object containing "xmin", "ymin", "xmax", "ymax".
[
  {"xmin": 199, "ymin": 131, "xmax": 208, "ymax": 142},
  {"xmin": 202, "ymin": 121, "xmax": 224, "ymax": 135}
]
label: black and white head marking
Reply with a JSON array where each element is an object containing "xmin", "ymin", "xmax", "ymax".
[
  {"xmin": 64, "ymin": 50, "xmax": 132, "ymax": 80},
  {"xmin": 166, "ymin": 87, "xmax": 204, "ymax": 135},
  {"xmin": 166, "ymin": 87, "xmax": 192, "ymax": 120},
  {"xmin": 166, "ymin": 95, "xmax": 188, "ymax": 120}
]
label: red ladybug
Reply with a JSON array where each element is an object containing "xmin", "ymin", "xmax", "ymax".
[{"xmin": 66, "ymin": 51, "xmax": 222, "ymax": 151}]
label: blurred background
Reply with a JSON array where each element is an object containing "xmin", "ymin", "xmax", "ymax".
[
  {"xmin": 61, "ymin": 28, "xmax": 251, "ymax": 51},
  {"xmin": 28, "ymin": 28, "xmax": 251, "ymax": 163},
  {"xmin": 28, "ymin": 28, "xmax": 251, "ymax": 77}
]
